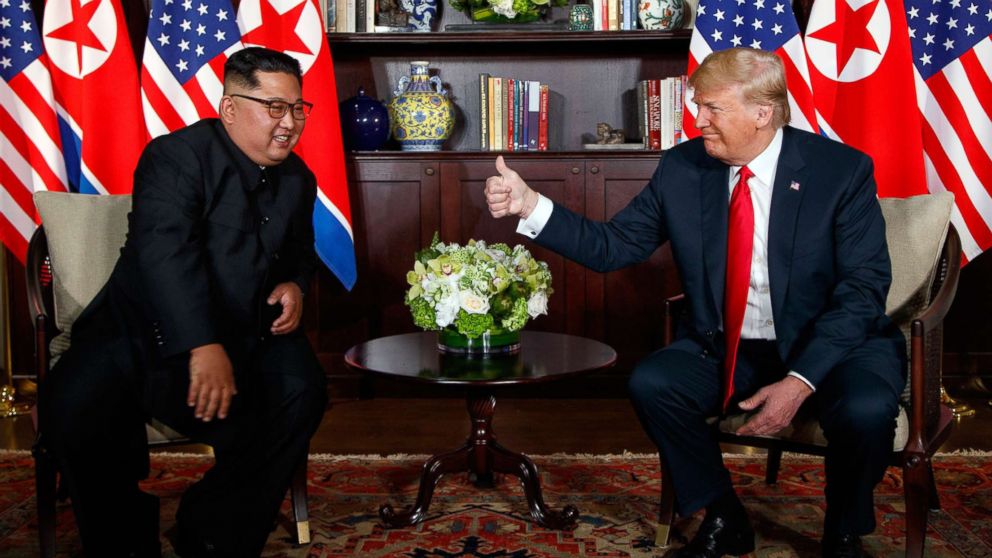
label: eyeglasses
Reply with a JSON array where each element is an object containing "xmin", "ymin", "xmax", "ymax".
[{"xmin": 229, "ymin": 93, "xmax": 313, "ymax": 120}]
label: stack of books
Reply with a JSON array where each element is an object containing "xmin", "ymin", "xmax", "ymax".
[
  {"xmin": 590, "ymin": 0, "xmax": 640, "ymax": 30},
  {"xmin": 637, "ymin": 76, "xmax": 688, "ymax": 150},
  {"xmin": 478, "ymin": 74, "xmax": 550, "ymax": 152}
]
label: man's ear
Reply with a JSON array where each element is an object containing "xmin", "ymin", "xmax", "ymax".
[
  {"xmin": 219, "ymin": 96, "xmax": 236, "ymax": 123},
  {"xmin": 755, "ymin": 104, "xmax": 774, "ymax": 128}
]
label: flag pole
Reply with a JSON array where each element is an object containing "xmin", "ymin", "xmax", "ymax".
[{"xmin": 0, "ymin": 246, "xmax": 30, "ymax": 418}]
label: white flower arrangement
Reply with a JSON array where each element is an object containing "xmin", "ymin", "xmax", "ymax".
[{"xmin": 406, "ymin": 233, "xmax": 552, "ymax": 339}]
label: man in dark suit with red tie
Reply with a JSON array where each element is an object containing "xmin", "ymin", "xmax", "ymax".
[{"xmin": 484, "ymin": 47, "xmax": 905, "ymax": 558}]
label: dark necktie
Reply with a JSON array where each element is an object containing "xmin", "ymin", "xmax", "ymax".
[{"xmin": 722, "ymin": 165, "xmax": 754, "ymax": 412}]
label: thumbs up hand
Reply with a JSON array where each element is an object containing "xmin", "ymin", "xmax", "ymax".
[{"xmin": 485, "ymin": 156, "xmax": 539, "ymax": 219}]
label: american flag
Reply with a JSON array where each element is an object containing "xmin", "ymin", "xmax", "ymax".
[
  {"xmin": 142, "ymin": 0, "xmax": 243, "ymax": 138},
  {"xmin": 684, "ymin": 0, "xmax": 819, "ymax": 136},
  {"xmin": 907, "ymin": 0, "xmax": 992, "ymax": 262},
  {"xmin": 0, "ymin": 0, "xmax": 67, "ymax": 261}
]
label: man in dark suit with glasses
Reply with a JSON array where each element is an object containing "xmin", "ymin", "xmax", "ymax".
[{"xmin": 46, "ymin": 47, "xmax": 327, "ymax": 557}]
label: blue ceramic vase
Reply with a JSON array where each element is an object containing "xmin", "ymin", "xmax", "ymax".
[
  {"xmin": 339, "ymin": 87, "xmax": 390, "ymax": 151},
  {"xmin": 388, "ymin": 61, "xmax": 455, "ymax": 152}
]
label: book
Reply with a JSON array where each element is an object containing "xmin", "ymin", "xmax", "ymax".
[
  {"xmin": 674, "ymin": 76, "xmax": 684, "ymax": 145},
  {"xmin": 336, "ymin": 0, "xmax": 349, "ymax": 32},
  {"xmin": 505, "ymin": 78, "xmax": 514, "ymax": 152},
  {"xmin": 493, "ymin": 77, "xmax": 503, "ymax": 151},
  {"xmin": 488, "ymin": 77, "xmax": 495, "ymax": 150},
  {"xmin": 520, "ymin": 81, "xmax": 529, "ymax": 151},
  {"xmin": 479, "ymin": 73, "xmax": 490, "ymax": 151},
  {"xmin": 647, "ymin": 79, "xmax": 661, "ymax": 150},
  {"xmin": 538, "ymin": 84, "xmax": 549, "ymax": 151},
  {"xmin": 320, "ymin": 0, "xmax": 335, "ymax": 32},
  {"xmin": 637, "ymin": 80, "xmax": 647, "ymax": 145},
  {"xmin": 660, "ymin": 77, "xmax": 674, "ymax": 150},
  {"xmin": 346, "ymin": 0, "xmax": 356, "ymax": 32},
  {"xmin": 356, "ymin": 0, "xmax": 367, "ymax": 32},
  {"xmin": 527, "ymin": 81, "xmax": 540, "ymax": 150}
]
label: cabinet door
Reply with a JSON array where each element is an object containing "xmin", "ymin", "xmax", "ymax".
[
  {"xmin": 438, "ymin": 158, "xmax": 585, "ymax": 335},
  {"xmin": 311, "ymin": 159, "xmax": 441, "ymax": 364},
  {"xmin": 583, "ymin": 157, "xmax": 682, "ymax": 373}
]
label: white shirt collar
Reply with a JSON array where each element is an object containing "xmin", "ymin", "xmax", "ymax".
[{"xmin": 730, "ymin": 127, "xmax": 784, "ymax": 187}]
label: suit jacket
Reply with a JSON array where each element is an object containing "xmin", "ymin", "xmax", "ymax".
[
  {"xmin": 535, "ymin": 127, "xmax": 904, "ymax": 391},
  {"xmin": 72, "ymin": 118, "xmax": 318, "ymax": 377}
]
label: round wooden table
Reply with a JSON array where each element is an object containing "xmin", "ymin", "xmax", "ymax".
[{"xmin": 344, "ymin": 331, "xmax": 617, "ymax": 529}]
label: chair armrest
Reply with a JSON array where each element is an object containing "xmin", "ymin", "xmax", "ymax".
[
  {"xmin": 905, "ymin": 228, "xmax": 961, "ymax": 453},
  {"xmin": 25, "ymin": 227, "xmax": 56, "ymax": 386},
  {"xmin": 663, "ymin": 294, "xmax": 686, "ymax": 347}
]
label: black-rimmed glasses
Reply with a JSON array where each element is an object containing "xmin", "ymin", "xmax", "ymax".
[{"xmin": 229, "ymin": 94, "xmax": 313, "ymax": 120}]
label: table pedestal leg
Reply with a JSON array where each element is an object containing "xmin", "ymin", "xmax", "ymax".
[{"xmin": 379, "ymin": 390, "xmax": 578, "ymax": 529}]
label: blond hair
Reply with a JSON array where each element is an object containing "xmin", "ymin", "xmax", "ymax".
[{"xmin": 688, "ymin": 48, "xmax": 791, "ymax": 128}]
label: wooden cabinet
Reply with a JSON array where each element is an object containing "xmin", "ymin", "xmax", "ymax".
[
  {"xmin": 310, "ymin": 152, "xmax": 681, "ymax": 396},
  {"xmin": 311, "ymin": 29, "xmax": 693, "ymax": 396}
]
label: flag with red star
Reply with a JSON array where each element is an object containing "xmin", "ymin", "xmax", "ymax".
[
  {"xmin": 42, "ymin": 0, "xmax": 145, "ymax": 194},
  {"xmin": 805, "ymin": 0, "xmax": 928, "ymax": 198},
  {"xmin": 237, "ymin": 0, "xmax": 355, "ymax": 290}
]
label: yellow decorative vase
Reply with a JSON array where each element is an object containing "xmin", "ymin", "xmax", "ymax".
[{"xmin": 388, "ymin": 61, "xmax": 455, "ymax": 152}]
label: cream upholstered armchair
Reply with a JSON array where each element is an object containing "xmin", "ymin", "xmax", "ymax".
[
  {"xmin": 27, "ymin": 192, "xmax": 311, "ymax": 557},
  {"xmin": 656, "ymin": 192, "xmax": 961, "ymax": 558}
]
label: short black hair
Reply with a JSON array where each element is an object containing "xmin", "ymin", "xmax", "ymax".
[{"xmin": 224, "ymin": 47, "xmax": 303, "ymax": 91}]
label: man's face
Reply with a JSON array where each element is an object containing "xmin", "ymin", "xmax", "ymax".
[
  {"xmin": 692, "ymin": 84, "xmax": 768, "ymax": 166},
  {"xmin": 221, "ymin": 71, "xmax": 305, "ymax": 166}
]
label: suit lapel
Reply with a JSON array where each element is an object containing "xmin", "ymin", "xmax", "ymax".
[
  {"xmin": 701, "ymin": 163, "xmax": 730, "ymax": 324},
  {"xmin": 768, "ymin": 128, "xmax": 808, "ymax": 322}
]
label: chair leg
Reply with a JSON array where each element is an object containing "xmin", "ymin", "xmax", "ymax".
[
  {"xmin": 290, "ymin": 453, "xmax": 310, "ymax": 546},
  {"xmin": 33, "ymin": 442, "xmax": 57, "ymax": 558},
  {"xmin": 903, "ymin": 458, "xmax": 931, "ymax": 558},
  {"xmin": 656, "ymin": 455, "xmax": 676, "ymax": 548},
  {"xmin": 765, "ymin": 446, "xmax": 782, "ymax": 485},
  {"xmin": 926, "ymin": 461, "xmax": 941, "ymax": 511}
]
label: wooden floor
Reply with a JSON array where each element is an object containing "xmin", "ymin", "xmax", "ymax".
[{"xmin": 3, "ymin": 383, "xmax": 992, "ymax": 455}]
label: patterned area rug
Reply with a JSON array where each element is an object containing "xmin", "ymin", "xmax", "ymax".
[{"xmin": 0, "ymin": 451, "xmax": 990, "ymax": 557}]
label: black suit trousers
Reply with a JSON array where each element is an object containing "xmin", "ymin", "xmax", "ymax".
[
  {"xmin": 45, "ymin": 332, "xmax": 327, "ymax": 557},
  {"xmin": 628, "ymin": 338, "xmax": 904, "ymax": 537}
]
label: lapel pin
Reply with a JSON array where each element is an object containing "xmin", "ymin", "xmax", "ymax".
[{"xmin": 790, "ymin": 181, "xmax": 800, "ymax": 191}]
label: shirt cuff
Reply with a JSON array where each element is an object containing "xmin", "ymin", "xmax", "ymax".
[
  {"xmin": 515, "ymin": 194, "xmax": 554, "ymax": 239},
  {"xmin": 788, "ymin": 371, "xmax": 816, "ymax": 392}
]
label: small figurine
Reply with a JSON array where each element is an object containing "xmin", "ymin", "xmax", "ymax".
[
  {"xmin": 378, "ymin": 0, "xmax": 409, "ymax": 27},
  {"xmin": 596, "ymin": 122, "xmax": 626, "ymax": 145}
]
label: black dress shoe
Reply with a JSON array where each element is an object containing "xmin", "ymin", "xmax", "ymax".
[
  {"xmin": 674, "ymin": 512, "xmax": 756, "ymax": 558},
  {"xmin": 171, "ymin": 526, "xmax": 224, "ymax": 558},
  {"xmin": 822, "ymin": 534, "xmax": 866, "ymax": 558}
]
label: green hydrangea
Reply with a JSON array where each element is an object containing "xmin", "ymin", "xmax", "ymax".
[
  {"xmin": 409, "ymin": 297, "xmax": 439, "ymax": 331},
  {"xmin": 456, "ymin": 310, "xmax": 494, "ymax": 339},
  {"xmin": 500, "ymin": 298, "xmax": 530, "ymax": 332}
]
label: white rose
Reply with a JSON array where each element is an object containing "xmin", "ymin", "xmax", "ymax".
[
  {"xmin": 491, "ymin": 0, "xmax": 516, "ymax": 17},
  {"xmin": 435, "ymin": 290, "xmax": 460, "ymax": 327},
  {"xmin": 527, "ymin": 291, "xmax": 548, "ymax": 318},
  {"xmin": 459, "ymin": 291, "xmax": 491, "ymax": 314}
]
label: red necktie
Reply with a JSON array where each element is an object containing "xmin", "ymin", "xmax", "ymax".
[{"xmin": 722, "ymin": 166, "xmax": 754, "ymax": 412}]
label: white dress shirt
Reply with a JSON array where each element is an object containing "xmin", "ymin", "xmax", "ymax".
[{"xmin": 516, "ymin": 127, "xmax": 814, "ymax": 390}]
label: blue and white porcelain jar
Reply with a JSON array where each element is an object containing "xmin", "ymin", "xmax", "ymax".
[
  {"xmin": 638, "ymin": 0, "xmax": 684, "ymax": 30},
  {"xmin": 388, "ymin": 61, "xmax": 455, "ymax": 152},
  {"xmin": 401, "ymin": 0, "xmax": 438, "ymax": 31}
]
